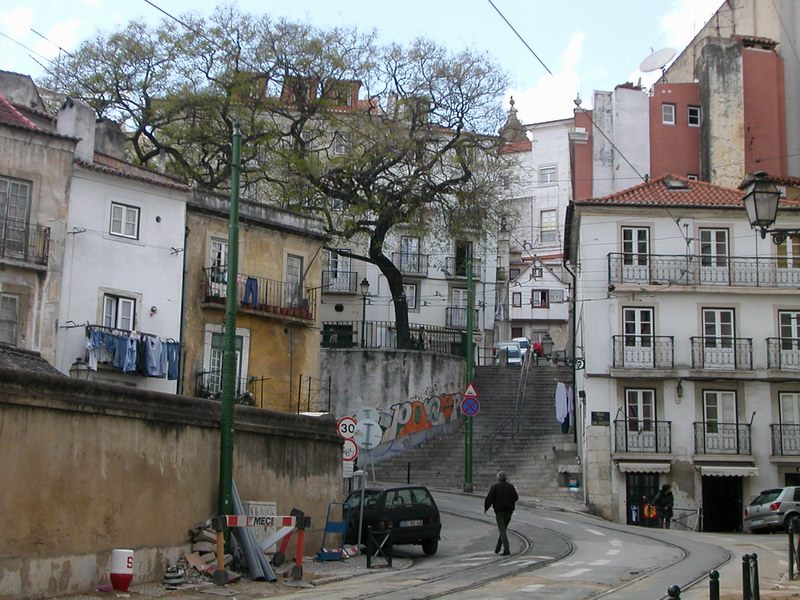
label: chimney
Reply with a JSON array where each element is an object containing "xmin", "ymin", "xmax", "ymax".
[
  {"xmin": 94, "ymin": 117, "xmax": 127, "ymax": 159},
  {"xmin": 57, "ymin": 97, "xmax": 96, "ymax": 162}
]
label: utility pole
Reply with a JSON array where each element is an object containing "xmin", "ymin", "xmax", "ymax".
[
  {"xmin": 219, "ymin": 120, "xmax": 241, "ymax": 532},
  {"xmin": 464, "ymin": 245, "xmax": 474, "ymax": 493}
]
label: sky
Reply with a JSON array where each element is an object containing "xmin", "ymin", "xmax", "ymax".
[{"xmin": 0, "ymin": 0, "xmax": 723, "ymax": 124}]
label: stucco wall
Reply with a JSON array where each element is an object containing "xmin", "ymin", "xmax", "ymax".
[
  {"xmin": 0, "ymin": 368, "xmax": 340, "ymax": 599},
  {"xmin": 321, "ymin": 349, "xmax": 466, "ymax": 461}
]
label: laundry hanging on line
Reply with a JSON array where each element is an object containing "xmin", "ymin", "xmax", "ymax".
[{"xmin": 85, "ymin": 325, "xmax": 181, "ymax": 380}]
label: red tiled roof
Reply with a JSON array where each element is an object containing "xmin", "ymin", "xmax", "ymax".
[
  {"xmin": 76, "ymin": 152, "xmax": 190, "ymax": 192},
  {"xmin": 575, "ymin": 174, "xmax": 746, "ymax": 208},
  {"xmin": 499, "ymin": 140, "xmax": 532, "ymax": 154},
  {"xmin": 0, "ymin": 94, "xmax": 39, "ymax": 131}
]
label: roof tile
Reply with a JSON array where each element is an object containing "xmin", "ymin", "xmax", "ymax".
[{"xmin": 0, "ymin": 94, "xmax": 40, "ymax": 131}]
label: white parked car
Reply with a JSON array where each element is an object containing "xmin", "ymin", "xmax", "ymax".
[
  {"xmin": 493, "ymin": 341, "xmax": 523, "ymax": 366},
  {"xmin": 512, "ymin": 337, "xmax": 531, "ymax": 357}
]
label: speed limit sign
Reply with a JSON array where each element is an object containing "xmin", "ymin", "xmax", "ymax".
[{"xmin": 337, "ymin": 416, "xmax": 357, "ymax": 439}]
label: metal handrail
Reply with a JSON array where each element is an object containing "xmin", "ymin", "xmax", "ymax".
[{"xmin": 484, "ymin": 350, "xmax": 534, "ymax": 452}]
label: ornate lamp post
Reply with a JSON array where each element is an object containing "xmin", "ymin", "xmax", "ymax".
[
  {"xmin": 360, "ymin": 278, "xmax": 370, "ymax": 348},
  {"xmin": 743, "ymin": 171, "xmax": 800, "ymax": 243}
]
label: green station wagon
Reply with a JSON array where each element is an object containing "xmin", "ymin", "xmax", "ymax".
[{"xmin": 343, "ymin": 485, "xmax": 442, "ymax": 555}]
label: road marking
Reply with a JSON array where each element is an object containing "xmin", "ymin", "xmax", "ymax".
[
  {"xmin": 505, "ymin": 559, "xmax": 541, "ymax": 566},
  {"xmin": 560, "ymin": 568, "xmax": 592, "ymax": 577},
  {"xmin": 585, "ymin": 528, "xmax": 605, "ymax": 536},
  {"xmin": 543, "ymin": 517, "xmax": 569, "ymax": 524},
  {"xmin": 606, "ymin": 549, "xmax": 620, "ymax": 555},
  {"xmin": 590, "ymin": 559, "xmax": 611, "ymax": 566},
  {"xmin": 610, "ymin": 539, "xmax": 623, "ymax": 546},
  {"xmin": 519, "ymin": 584, "xmax": 546, "ymax": 592}
]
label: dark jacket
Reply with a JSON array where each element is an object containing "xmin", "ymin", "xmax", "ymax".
[
  {"xmin": 653, "ymin": 490, "xmax": 674, "ymax": 517},
  {"xmin": 484, "ymin": 480, "xmax": 519, "ymax": 513}
]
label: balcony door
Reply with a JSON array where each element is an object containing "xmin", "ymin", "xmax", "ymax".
[
  {"xmin": 285, "ymin": 254, "xmax": 304, "ymax": 308},
  {"xmin": 779, "ymin": 310, "xmax": 800, "ymax": 368},
  {"xmin": 207, "ymin": 237, "xmax": 229, "ymax": 298},
  {"xmin": 780, "ymin": 393, "xmax": 800, "ymax": 455},
  {"xmin": 703, "ymin": 308, "xmax": 735, "ymax": 369},
  {"xmin": 776, "ymin": 235, "xmax": 800, "ymax": 286},
  {"xmin": 623, "ymin": 307, "xmax": 653, "ymax": 367},
  {"xmin": 450, "ymin": 288, "xmax": 468, "ymax": 328},
  {"xmin": 400, "ymin": 236, "xmax": 421, "ymax": 273},
  {"xmin": 699, "ymin": 228, "xmax": 729, "ymax": 285},
  {"xmin": 625, "ymin": 389, "xmax": 655, "ymax": 451},
  {"xmin": 703, "ymin": 390, "xmax": 736, "ymax": 452},
  {"xmin": 0, "ymin": 176, "xmax": 32, "ymax": 258},
  {"xmin": 326, "ymin": 249, "xmax": 351, "ymax": 292},
  {"xmin": 621, "ymin": 226, "xmax": 650, "ymax": 282}
]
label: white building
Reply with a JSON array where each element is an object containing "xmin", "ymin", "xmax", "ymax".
[
  {"xmin": 54, "ymin": 99, "xmax": 188, "ymax": 392},
  {"xmin": 568, "ymin": 173, "xmax": 800, "ymax": 532}
]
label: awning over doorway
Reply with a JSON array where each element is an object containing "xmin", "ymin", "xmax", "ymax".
[
  {"xmin": 699, "ymin": 466, "xmax": 759, "ymax": 477},
  {"xmin": 617, "ymin": 462, "xmax": 671, "ymax": 473}
]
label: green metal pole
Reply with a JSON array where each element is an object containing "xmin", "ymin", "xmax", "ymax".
[
  {"xmin": 219, "ymin": 120, "xmax": 241, "ymax": 524},
  {"xmin": 464, "ymin": 246, "xmax": 474, "ymax": 493}
]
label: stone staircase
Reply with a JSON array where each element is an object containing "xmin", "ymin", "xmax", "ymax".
[{"xmin": 371, "ymin": 363, "xmax": 585, "ymax": 510}]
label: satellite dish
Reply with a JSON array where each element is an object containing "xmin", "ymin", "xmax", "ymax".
[{"xmin": 640, "ymin": 47, "xmax": 677, "ymax": 73}]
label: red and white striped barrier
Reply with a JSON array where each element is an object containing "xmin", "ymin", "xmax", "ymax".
[{"xmin": 224, "ymin": 515, "xmax": 296, "ymax": 528}]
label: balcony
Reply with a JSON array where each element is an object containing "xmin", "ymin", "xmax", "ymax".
[
  {"xmin": 771, "ymin": 424, "xmax": 800, "ymax": 456},
  {"xmin": 608, "ymin": 253, "xmax": 800, "ymax": 288},
  {"xmin": 614, "ymin": 419, "xmax": 672, "ymax": 453},
  {"xmin": 444, "ymin": 256, "xmax": 482, "ymax": 280},
  {"xmin": 322, "ymin": 270, "xmax": 358, "ymax": 293},
  {"xmin": 767, "ymin": 337, "xmax": 800, "ymax": 370},
  {"xmin": 392, "ymin": 252, "xmax": 429, "ymax": 277},
  {"xmin": 0, "ymin": 217, "xmax": 50, "ymax": 266},
  {"xmin": 445, "ymin": 306, "xmax": 480, "ymax": 330},
  {"xmin": 612, "ymin": 335, "xmax": 674, "ymax": 369},
  {"xmin": 694, "ymin": 422, "xmax": 752, "ymax": 455},
  {"xmin": 690, "ymin": 337, "xmax": 752, "ymax": 370},
  {"xmin": 194, "ymin": 370, "xmax": 268, "ymax": 406},
  {"xmin": 202, "ymin": 267, "xmax": 316, "ymax": 322}
]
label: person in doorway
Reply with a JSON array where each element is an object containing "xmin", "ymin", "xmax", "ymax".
[
  {"xmin": 652, "ymin": 483, "xmax": 675, "ymax": 529},
  {"xmin": 484, "ymin": 470, "xmax": 519, "ymax": 555}
]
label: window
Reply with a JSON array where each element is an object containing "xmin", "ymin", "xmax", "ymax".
[
  {"xmin": 550, "ymin": 289, "xmax": 565, "ymax": 303},
  {"xmin": 540, "ymin": 209, "xmax": 557, "ymax": 243},
  {"xmin": 532, "ymin": 289, "xmax": 549, "ymax": 308},
  {"xmin": 0, "ymin": 175, "xmax": 32, "ymax": 254},
  {"xmin": 780, "ymin": 392, "xmax": 800, "ymax": 425},
  {"xmin": 703, "ymin": 390, "xmax": 736, "ymax": 434},
  {"xmin": 109, "ymin": 202, "xmax": 140, "ymax": 239},
  {"xmin": 512, "ymin": 292, "xmax": 522, "ymax": 307},
  {"xmin": 538, "ymin": 165, "xmax": 558, "ymax": 185},
  {"xmin": 687, "ymin": 174, "xmax": 699, "ymax": 180},
  {"xmin": 509, "ymin": 268, "xmax": 520, "ymax": 279},
  {"xmin": 103, "ymin": 294, "xmax": 136, "ymax": 331},
  {"xmin": 400, "ymin": 236, "xmax": 421, "ymax": 272},
  {"xmin": 333, "ymin": 132, "xmax": 350, "ymax": 155},
  {"xmin": 699, "ymin": 228, "xmax": 729, "ymax": 267},
  {"xmin": 0, "ymin": 293, "xmax": 19, "ymax": 345},
  {"xmin": 532, "ymin": 267, "xmax": 543, "ymax": 279},
  {"xmin": 779, "ymin": 310, "xmax": 800, "ymax": 349},
  {"xmin": 777, "ymin": 235, "xmax": 800, "ymax": 269},
  {"xmin": 285, "ymin": 254, "xmax": 304, "ymax": 307},
  {"xmin": 662, "ymin": 103, "xmax": 676, "ymax": 125},
  {"xmin": 403, "ymin": 283, "xmax": 417, "ymax": 309},
  {"xmin": 208, "ymin": 332, "xmax": 244, "ymax": 394},
  {"xmin": 688, "ymin": 106, "xmax": 701, "ymax": 127},
  {"xmin": 454, "ymin": 240, "xmax": 472, "ymax": 276}
]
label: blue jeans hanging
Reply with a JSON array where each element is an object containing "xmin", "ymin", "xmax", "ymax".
[{"xmin": 242, "ymin": 277, "xmax": 259, "ymax": 308}]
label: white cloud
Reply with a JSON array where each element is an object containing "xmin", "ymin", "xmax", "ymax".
[
  {"xmin": 32, "ymin": 19, "xmax": 83, "ymax": 60},
  {"xmin": 660, "ymin": 0, "xmax": 723, "ymax": 52},
  {"xmin": 0, "ymin": 7, "xmax": 34, "ymax": 38},
  {"xmin": 509, "ymin": 31, "xmax": 585, "ymax": 124},
  {"xmin": 81, "ymin": 0, "xmax": 104, "ymax": 11}
]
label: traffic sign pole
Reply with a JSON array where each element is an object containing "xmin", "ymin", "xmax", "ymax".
[{"xmin": 464, "ymin": 248, "xmax": 474, "ymax": 494}]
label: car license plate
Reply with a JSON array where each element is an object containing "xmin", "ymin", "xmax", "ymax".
[{"xmin": 400, "ymin": 519, "xmax": 423, "ymax": 527}]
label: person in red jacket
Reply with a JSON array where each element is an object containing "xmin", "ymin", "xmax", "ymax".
[{"xmin": 484, "ymin": 470, "xmax": 519, "ymax": 555}]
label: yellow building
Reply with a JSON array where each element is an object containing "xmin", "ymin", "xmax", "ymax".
[{"xmin": 182, "ymin": 191, "xmax": 328, "ymax": 412}]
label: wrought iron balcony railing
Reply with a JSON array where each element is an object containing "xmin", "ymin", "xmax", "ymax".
[
  {"xmin": 614, "ymin": 419, "xmax": 672, "ymax": 453},
  {"xmin": 445, "ymin": 306, "xmax": 480, "ymax": 330},
  {"xmin": 690, "ymin": 336, "xmax": 752, "ymax": 370},
  {"xmin": 194, "ymin": 370, "xmax": 263, "ymax": 406},
  {"xmin": 444, "ymin": 256, "xmax": 482, "ymax": 279},
  {"xmin": 608, "ymin": 253, "xmax": 800, "ymax": 288},
  {"xmin": 612, "ymin": 335, "xmax": 674, "ymax": 369},
  {"xmin": 322, "ymin": 270, "xmax": 358, "ymax": 293},
  {"xmin": 321, "ymin": 320, "xmax": 466, "ymax": 356},
  {"xmin": 771, "ymin": 424, "xmax": 800, "ymax": 456},
  {"xmin": 0, "ymin": 217, "xmax": 50, "ymax": 265},
  {"xmin": 694, "ymin": 422, "xmax": 752, "ymax": 455},
  {"xmin": 202, "ymin": 266, "xmax": 316, "ymax": 321},
  {"xmin": 767, "ymin": 337, "xmax": 800, "ymax": 370},
  {"xmin": 391, "ymin": 252, "xmax": 430, "ymax": 277}
]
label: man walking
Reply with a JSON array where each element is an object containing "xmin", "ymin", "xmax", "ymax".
[{"xmin": 484, "ymin": 470, "xmax": 519, "ymax": 555}]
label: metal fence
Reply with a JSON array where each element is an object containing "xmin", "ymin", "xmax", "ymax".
[
  {"xmin": 0, "ymin": 217, "xmax": 50, "ymax": 265},
  {"xmin": 614, "ymin": 419, "xmax": 672, "ymax": 453},
  {"xmin": 694, "ymin": 422, "xmax": 752, "ymax": 455},
  {"xmin": 321, "ymin": 320, "xmax": 467, "ymax": 357}
]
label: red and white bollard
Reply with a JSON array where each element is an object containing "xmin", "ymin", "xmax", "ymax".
[{"xmin": 110, "ymin": 549, "xmax": 134, "ymax": 592}]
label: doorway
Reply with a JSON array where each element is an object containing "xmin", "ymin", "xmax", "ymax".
[
  {"xmin": 625, "ymin": 472, "xmax": 660, "ymax": 527},
  {"xmin": 702, "ymin": 475, "xmax": 743, "ymax": 532}
]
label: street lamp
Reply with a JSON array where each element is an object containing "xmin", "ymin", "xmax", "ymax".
[
  {"xmin": 360, "ymin": 277, "xmax": 370, "ymax": 348},
  {"xmin": 742, "ymin": 171, "xmax": 800, "ymax": 243}
]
